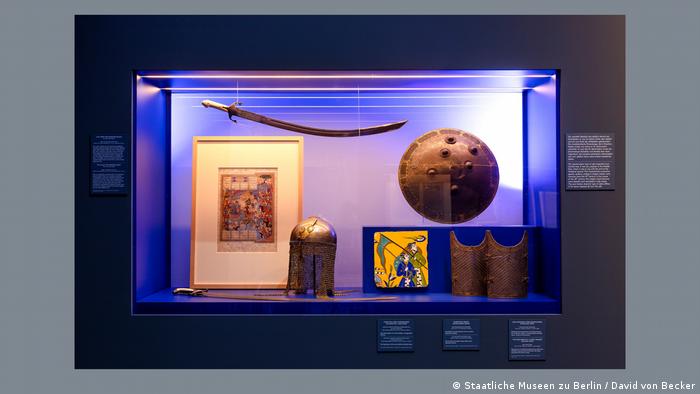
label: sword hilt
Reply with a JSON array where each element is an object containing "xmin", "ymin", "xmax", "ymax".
[
  {"xmin": 201, "ymin": 100, "xmax": 231, "ymax": 112},
  {"xmin": 173, "ymin": 288, "xmax": 207, "ymax": 296}
]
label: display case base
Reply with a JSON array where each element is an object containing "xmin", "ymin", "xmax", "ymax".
[{"xmin": 135, "ymin": 288, "xmax": 560, "ymax": 315}]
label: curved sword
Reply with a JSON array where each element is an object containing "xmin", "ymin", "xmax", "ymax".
[
  {"xmin": 173, "ymin": 288, "xmax": 396, "ymax": 302},
  {"xmin": 202, "ymin": 99, "xmax": 407, "ymax": 137}
]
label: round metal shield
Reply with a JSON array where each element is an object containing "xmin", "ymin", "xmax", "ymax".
[{"xmin": 398, "ymin": 128, "xmax": 499, "ymax": 224}]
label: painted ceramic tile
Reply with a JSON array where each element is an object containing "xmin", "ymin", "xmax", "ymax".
[
  {"xmin": 218, "ymin": 168, "xmax": 276, "ymax": 252},
  {"xmin": 373, "ymin": 230, "xmax": 428, "ymax": 288}
]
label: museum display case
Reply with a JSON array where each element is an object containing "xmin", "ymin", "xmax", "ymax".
[
  {"xmin": 132, "ymin": 70, "xmax": 561, "ymax": 314},
  {"xmin": 76, "ymin": 15, "xmax": 624, "ymax": 368}
]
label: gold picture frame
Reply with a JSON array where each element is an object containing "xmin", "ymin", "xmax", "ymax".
[{"xmin": 190, "ymin": 136, "xmax": 303, "ymax": 289}]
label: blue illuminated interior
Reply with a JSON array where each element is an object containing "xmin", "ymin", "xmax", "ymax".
[{"xmin": 133, "ymin": 70, "xmax": 560, "ymax": 314}]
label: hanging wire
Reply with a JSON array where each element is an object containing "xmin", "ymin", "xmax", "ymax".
[{"xmin": 356, "ymin": 84, "xmax": 361, "ymax": 137}]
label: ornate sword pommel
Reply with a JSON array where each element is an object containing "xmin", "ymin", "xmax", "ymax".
[{"xmin": 173, "ymin": 288, "xmax": 207, "ymax": 296}]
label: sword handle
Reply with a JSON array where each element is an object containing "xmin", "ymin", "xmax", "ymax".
[
  {"xmin": 201, "ymin": 100, "xmax": 230, "ymax": 113},
  {"xmin": 173, "ymin": 288, "xmax": 207, "ymax": 296}
]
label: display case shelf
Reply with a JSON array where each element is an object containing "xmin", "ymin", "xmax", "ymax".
[{"xmin": 135, "ymin": 288, "xmax": 560, "ymax": 315}]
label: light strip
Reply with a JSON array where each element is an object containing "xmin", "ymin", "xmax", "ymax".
[
  {"xmin": 191, "ymin": 104, "xmax": 483, "ymax": 109},
  {"xmin": 174, "ymin": 95, "xmax": 502, "ymax": 99},
  {"xmin": 198, "ymin": 112, "xmax": 472, "ymax": 115},
  {"xmin": 163, "ymin": 87, "xmax": 531, "ymax": 92},
  {"xmin": 192, "ymin": 105, "xmax": 487, "ymax": 110},
  {"xmin": 143, "ymin": 73, "xmax": 553, "ymax": 79}
]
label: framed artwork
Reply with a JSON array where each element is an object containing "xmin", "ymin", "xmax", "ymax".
[
  {"xmin": 373, "ymin": 230, "xmax": 429, "ymax": 288},
  {"xmin": 218, "ymin": 168, "xmax": 277, "ymax": 252},
  {"xmin": 190, "ymin": 136, "xmax": 303, "ymax": 289}
]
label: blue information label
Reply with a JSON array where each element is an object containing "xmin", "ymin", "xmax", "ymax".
[
  {"xmin": 443, "ymin": 319, "xmax": 480, "ymax": 350},
  {"xmin": 509, "ymin": 319, "xmax": 546, "ymax": 360},
  {"xmin": 377, "ymin": 319, "xmax": 414, "ymax": 352},
  {"xmin": 91, "ymin": 135, "xmax": 128, "ymax": 194}
]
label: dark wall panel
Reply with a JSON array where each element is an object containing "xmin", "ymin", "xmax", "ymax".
[{"xmin": 75, "ymin": 15, "xmax": 625, "ymax": 368}]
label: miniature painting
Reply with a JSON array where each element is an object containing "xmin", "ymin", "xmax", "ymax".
[
  {"xmin": 373, "ymin": 230, "xmax": 429, "ymax": 288},
  {"xmin": 218, "ymin": 168, "xmax": 276, "ymax": 252}
]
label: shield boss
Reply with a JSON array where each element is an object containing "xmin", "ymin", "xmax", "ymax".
[{"xmin": 398, "ymin": 128, "xmax": 499, "ymax": 224}]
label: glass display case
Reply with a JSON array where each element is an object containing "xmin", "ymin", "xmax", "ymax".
[{"xmin": 132, "ymin": 70, "xmax": 560, "ymax": 314}]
